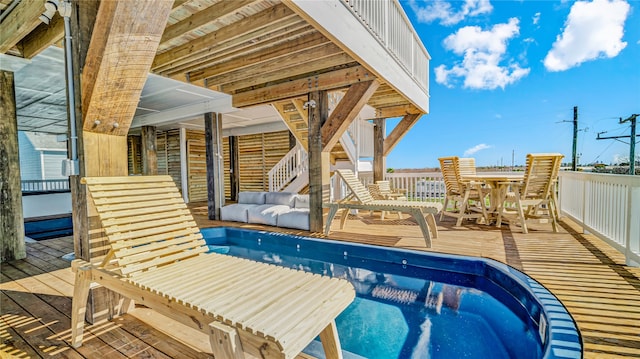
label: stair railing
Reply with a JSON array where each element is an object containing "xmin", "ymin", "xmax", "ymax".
[{"xmin": 268, "ymin": 143, "xmax": 308, "ymax": 192}]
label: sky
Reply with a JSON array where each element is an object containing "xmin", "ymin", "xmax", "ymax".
[{"xmin": 385, "ymin": 0, "xmax": 640, "ymax": 168}]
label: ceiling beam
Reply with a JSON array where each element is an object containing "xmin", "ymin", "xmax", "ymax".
[
  {"xmin": 383, "ymin": 113, "xmax": 422, "ymax": 156},
  {"xmin": 0, "ymin": 0, "xmax": 44, "ymax": 54},
  {"xmin": 153, "ymin": 3, "xmax": 296, "ymax": 71},
  {"xmin": 81, "ymin": 0, "xmax": 173, "ymax": 135},
  {"xmin": 231, "ymin": 65, "xmax": 373, "ymax": 108},
  {"xmin": 375, "ymin": 104, "xmax": 422, "ymax": 118},
  {"xmin": 321, "ymin": 80, "xmax": 378, "ymax": 152},
  {"xmin": 202, "ymin": 42, "xmax": 343, "ymax": 87},
  {"xmin": 160, "ymin": 0, "xmax": 259, "ymax": 45},
  {"xmin": 218, "ymin": 53, "xmax": 354, "ymax": 93},
  {"xmin": 162, "ymin": 22, "xmax": 312, "ymax": 77},
  {"xmin": 188, "ymin": 31, "xmax": 329, "ymax": 82},
  {"xmin": 19, "ymin": 13, "xmax": 64, "ymax": 59}
]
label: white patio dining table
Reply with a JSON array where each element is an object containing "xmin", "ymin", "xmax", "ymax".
[{"xmin": 462, "ymin": 173, "xmax": 525, "ymax": 223}]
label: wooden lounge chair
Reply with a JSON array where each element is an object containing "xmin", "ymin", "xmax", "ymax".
[
  {"xmin": 497, "ymin": 153, "xmax": 564, "ymax": 233},
  {"xmin": 324, "ymin": 169, "xmax": 442, "ymax": 247},
  {"xmin": 366, "ymin": 183, "xmax": 403, "ymax": 219},
  {"xmin": 438, "ymin": 157, "xmax": 488, "ymax": 227},
  {"xmin": 70, "ymin": 175, "xmax": 355, "ymax": 359},
  {"xmin": 375, "ymin": 180, "xmax": 407, "ymax": 200}
]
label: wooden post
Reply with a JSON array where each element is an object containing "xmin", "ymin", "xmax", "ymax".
[
  {"xmin": 205, "ymin": 112, "xmax": 223, "ymax": 219},
  {"xmin": 308, "ymin": 90, "xmax": 328, "ymax": 233},
  {"xmin": 0, "ymin": 70, "xmax": 26, "ymax": 262},
  {"xmin": 373, "ymin": 118, "xmax": 385, "ymax": 182},
  {"xmin": 229, "ymin": 136, "xmax": 239, "ymax": 201},
  {"xmin": 141, "ymin": 125, "xmax": 158, "ymax": 175}
]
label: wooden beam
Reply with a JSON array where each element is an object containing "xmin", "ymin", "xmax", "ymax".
[
  {"xmin": 0, "ymin": 0, "xmax": 44, "ymax": 54},
  {"xmin": 163, "ymin": 22, "xmax": 312, "ymax": 77},
  {"xmin": 188, "ymin": 31, "xmax": 329, "ymax": 82},
  {"xmin": 375, "ymin": 104, "xmax": 421, "ymax": 118},
  {"xmin": 321, "ymin": 80, "xmax": 378, "ymax": 152},
  {"xmin": 218, "ymin": 53, "xmax": 354, "ymax": 93},
  {"xmin": 81, "ymin": 0, "xmax": 173, "ymax": 135},
  {"xmin": 232, "ymin": 65, "xmax": 372, "ymax": 108},
  {"xmin": 203, "ymin": 42, "xmax": 342, "ymax": 87},
  {"xmin": 308, "ymin": 91, "xmax": 328, "ymax": 233},
  {"xmin": 160, "ymin": 0, "xmax": 259, "ymax": 45},
  {"xmin": 205, "ymin": 113, "xmax": 223, "ymax": 220},
  {"xmin": 141, "ymin": 126, "xmax": 158, "ymax": 175},
  {"xmin": 19, "ymin": 13, "xmax": 64, "ymax": 59},
  {"xmin": 153, "ymin": 4, "xmax": 296, "ymax": 71},
  {"xmin": 383, "ymin": 113, "xmax": 422, "ymax": 156},
  {"xmin": 373, "ymin": 119, "xmax": 385, "ymax": 182},
  {"xmin": 0, "ymin": 70, "xmax": 26, "ymax": 262}
]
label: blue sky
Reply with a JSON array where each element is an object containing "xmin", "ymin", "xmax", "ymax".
[{"xmin": 386, "ymin": 0, "xmax": 640, "ymax": 168}]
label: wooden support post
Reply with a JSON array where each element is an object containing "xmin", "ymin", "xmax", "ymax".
[
  {"xmin": 205, "ymin": 112, "xmax": 223, "ymax": 220},
  {"xmin": 308, "ymin": 90, "xmax": 328, "ymax": 233},
  {"xmin": 0, "ymin": 70, "xmax": 26, "ymax": 262},
  {"xmin": 373, "ymin": 118, "xmax": 385, "ymax": 182},
  {"xmin": 141, "ymin": 125, "xmax": 158, "ymax": 175},
  {"xmin": 229, "ymin": 136, "xmax": 239, "ymax": 201}
]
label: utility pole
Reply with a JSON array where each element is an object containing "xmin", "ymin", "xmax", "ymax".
[
  {"xmin": 621, "ymin": 114, "xmax": 637, "ymax": 175},
  {"xmin": 596, "ymin": 114, "xmax": 639, "ymax": 175},
  {"xmin": 572, "ymin": 106, "xmax": 578, "ymax": 171}
]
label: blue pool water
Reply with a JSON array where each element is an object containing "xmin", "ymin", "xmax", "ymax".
[{"xmin": 201, "ymin": 227, "xmax": 581, "ymax": 359}]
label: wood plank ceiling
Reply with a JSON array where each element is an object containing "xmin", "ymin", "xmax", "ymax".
[{"xmin": 1, "ymin": 0, "xmax": 423, "ymax": 117}]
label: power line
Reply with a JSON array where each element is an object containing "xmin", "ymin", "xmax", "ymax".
[{"xmin": 596, "ymin": 114, "xmax": 639, "ymax": 175}]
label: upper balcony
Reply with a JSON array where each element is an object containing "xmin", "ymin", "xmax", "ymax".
[{"xmin": 1, "ymin": 0, "xmax": 430, "ymax": 122}]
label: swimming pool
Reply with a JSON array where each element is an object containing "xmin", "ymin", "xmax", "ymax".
[{"xmin": 201, "ymin": 227, "xmax": 581, "ymax": 359}]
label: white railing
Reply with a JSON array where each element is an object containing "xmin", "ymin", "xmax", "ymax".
[
  {"xmin": 559, "ymin": 172, "xmax": 640, "ymax": 266},
  {"xmin": 341, "ymin": 0, "xmax": 430, "ymax": 90},
  {"xmin": 21, "ymin": 179, "xmax": 70, "ymax": 193},
  {"xmin": 268, "ymin": 144, "xmax": 308, "ymax": 192},
  {"xmin": 357, "ymin": 172, "xmax": 445, "ymax": 201}
]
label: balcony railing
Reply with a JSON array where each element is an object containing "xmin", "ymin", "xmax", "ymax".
[
  {"xmin": 558, "ymin": 172, "xmax": 640, "ymax": 266},
  {"xmin": 341, "ymin": 0, "xmax": 430, "ymax": 91},
  {"xmin": 21, "ymin": 179, "xmax": 70, "ymax": 193}
]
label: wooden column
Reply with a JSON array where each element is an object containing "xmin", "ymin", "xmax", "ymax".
[
  {"xmin": 229, "ymin": 136, "xmax": 239, "ymax": 201},
  {"xmin": 373, "ymin": 118, "xmax": 385, "ymax": 182},
  {"xmin": 0, "ymin": 70, "xmax": 26, "ymax": 262},
  {"xmin": 205, "ymin": 112, "xmax": 223, "ymax": 220},
  {"xmin": 141, "ymin": 125, "xmax": 157, "ymax": 175},
  {"xmin": 308, "ymin": 90, "xmax": 328, "ymax": 233}
]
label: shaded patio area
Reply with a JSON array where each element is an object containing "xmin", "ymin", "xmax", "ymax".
[{"xmin": 2, "ymin": 207, "xmax": 639, "ymax": 358}]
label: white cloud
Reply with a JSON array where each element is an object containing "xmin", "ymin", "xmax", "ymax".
[
  {"xmin": 533, "ymin": 12, "xmax": 541, "ymax": 25},
  {"xmin": 464, "ymin": 144, "xmax": 492, "ymax": 157},
  {"xmin": 435, "ymin": 18, "xmax": 530, "ymax": 90},
  {"xmin": 408, "ymin": 0, "xmax": 493, "ymax": 26},
  {"xmin": 544, "ymin": 0, "xmax": 630, "ymax": 72}
]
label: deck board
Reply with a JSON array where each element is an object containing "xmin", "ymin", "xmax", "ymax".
[{"xmin": 1, "ymin": 202, "xmax": 638, "ymax": 358}]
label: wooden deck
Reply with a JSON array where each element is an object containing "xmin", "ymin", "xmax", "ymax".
[{"xmin": 2, "ymin": 204, "xmax": 639, "ymax": 358}]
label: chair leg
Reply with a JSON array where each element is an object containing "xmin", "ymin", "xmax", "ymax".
[
  {"xmin": 440, "ymin": 196, "xmax": 449, "ymax": 221},
  {"xmin": 319, "ymin": 320, "xmax": 343, "ymax": 359},
  {"xmin": 325, "ymin": 205, "xmax": 340, "ymax": 236},
  {"xmin": 425, "ymin": 213, "xmax": 438, "ymax": 239},
  {"xmin": 71, "ymin": 266, "xmax": 92, "ymax": 348},
  {"xmin": 513, "ymin": 189, "xmax": 528, "ymax": 234},
  {"xmin": 549, "ymin": 199, "xmax": 559, "ymax": 233},
  {"xmin": 456, "ymin": 190, "xmax": 471, "ymax": 227},
  {"xmin": 209, "ymin": 321, "xmax": 245, "ymax": 359},
  {"xmin": 339, "ymin": 208, "xmax": 350, "ymax": 229},
  {"xmin": 411, "ymin": 209, "xmax": 432, "ymax": 248}
]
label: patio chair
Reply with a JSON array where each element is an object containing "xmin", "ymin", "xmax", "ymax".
[
  {"xmin": 324, "ymin": 169, "xmax": 442, "ymax": 247},
  {"xmin": 497, "ymin": 153, "xmax": 564, "ymax": 233},
  {"xmin": 376, "ymin": 180, "xmax": 407, "ymax": 201},
  {"xmin": 366, "ymin": 183, "xmax": 403, "ymax": 219},
  {"xmin": 71, "ymin": 175, "xmax": 355, "ymax": 359},
  {"xmin": 438, "ymin": 157, "xmax": 488, "ymax": 227}
]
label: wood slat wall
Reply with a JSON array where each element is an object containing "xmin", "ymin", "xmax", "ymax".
[{"xmin": 128, "ymin": 129, "xmax": 291, "ymax": 198}]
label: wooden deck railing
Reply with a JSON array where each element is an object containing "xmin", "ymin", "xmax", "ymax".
[
  {"xmin": 558, "ymin": 172, "xmax": 640, "ymax": 266},
  {"xmin": 340, "ymin": 0, "xmax": 430, "ymax": 90}
]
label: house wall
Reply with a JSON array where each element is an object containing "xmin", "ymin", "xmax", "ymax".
[
  {"xmin": 42, "ymin": 151, "xmax": 67, "ymax": 179},
  {"xmin": 18, "ymin": 132, "xmax": 42, "ymax": 180},
  {"xmin": 127, "ymin": 129, "xmax": 291, "ymax": 201}
]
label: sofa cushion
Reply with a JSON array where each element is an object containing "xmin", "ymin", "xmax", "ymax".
[
  {"xmin": 277, "ymin": 208, "xmax": 310, "ymax": 230},
  {"xmin": 265, "ymin": 192, "xmax": 296, "ymax": 206},
  {"xmin": 220, "ymin": 203, "xmax": 256, "ymax": 222},
  {"xmin": 294, "ymin": 194, "xmax": 309, "ymax": 209},
  {"xmin": 248, "ymin": 204, "xmax": 291, "ymax": 226},
  {"xmin": 238, "ymin": 192, "xmax": 267, "ymax": 205}
]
